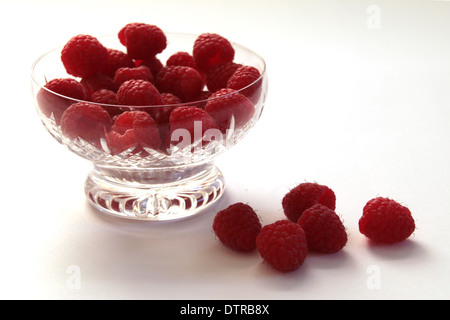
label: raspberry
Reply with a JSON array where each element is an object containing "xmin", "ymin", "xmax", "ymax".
[
  {"xmin": 138, "ymin": 56, "xmax": 164, "ymax": 79},
  {"xmin": 256, "ymin": 220, "xmax": 308, "ymax": 272},
  {"xmin": 121, "ymin": 23, "xmax": 166, "ymax": 60},
  {"xmin": 206, "ymin": 62, "xmax": 242, "ymax": 93},
  {"xmin": 91, "ymin": 89, "xmax": 117, "ymax": 105},
  {"xmin": 212, "ymin": 203, "xmax": 262, "ymax": 252},
  {"xmin": 359, "ymin": 197, "xmax": 416, "ymax": 244},
  {"xmin": 106, "ymin": 111, "xmax": 161, "ymax": 154},
  {"xmin": 155, "ymin": 66, "xmax": 204, "ymax": 102},
  {"xmin": 91, "ymin": 89, "xmax": 121, "ymax": 117},
  {"xmin": 204, "ymin": 88, "xmax": 255, "ymax": 133},
  {"xmin": 114, "ymin": 65, "xmax": 154, "ymax": 90},
  {"xmin": 227, "ymin": 65, "xmax": 262, "ymax": 102},
  {"xmin": 80, "ymin": 74, "xmax": 115, "ymax": 99},
  {"xmin": 298, "ymin": 204, "xmax": 347, "ymax": 253},
  {"xmin": 168, "ymin": 106, "xmax": 219, "ymax": 147},
  {"xmin": 193, "ymin": 33, "xmax": 235, "ymax": 72},
  {"xmin": 61, "ymin": 34, "xmax": 108, "ymax": 77},
  {"xmin": 282, "ymin": 182, "xmax": 336, "ymax": 222},
  {"xmin": 60, "ymin": 102, "xmax": 112, "ymax": 147},
  {"xmin": 166, "ymin": 51, "xmax": 197, "ymax": 69},
  {"xmin": 148, "ymin": 92, "xmax": 181, "ymax": 124},
  {"xmin": 117, "ymin": 79, "xmax": 162, "ymax": 106},
  {"xmin": 37, "ymin": 78, "xmax": 85, "ymax": 124},
  {"xmin": 103, "ymin": 48, "xmax": 134, "ymax": 77}
]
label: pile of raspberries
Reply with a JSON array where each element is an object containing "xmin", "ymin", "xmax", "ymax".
[
  {"xmin": 213, "ymin": 182, "xmax": 416, "ymax": 273},
  {"xmin": 37, "ymin": 23, "xmax": 262, "ymax": 154}
]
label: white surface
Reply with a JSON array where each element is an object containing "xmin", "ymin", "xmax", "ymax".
[{"xmin": 2, "ymin": 0, "xmax": 450, "ymax": 300}]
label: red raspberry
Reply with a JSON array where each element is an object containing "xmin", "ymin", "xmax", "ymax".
[
  {"xmin": 359, "ymin": 197, "xmax": 416, "ymax": 244},
  {"xmin": 117, "ymin": 79, "xmax": 162, "ymax": 106},
  {"xmin": 155, "ymin": 66, "xmax": 204, "ymax": 102},
  {"xmin": 61, "ymin": 34, "xmax": 108, "ymax": 78},
  {"xmin": 205, "ymin": 62, "xmax": 242, "ymax": 93},
  {"xmin": 37, "ymin": 78, "xmax": 85, "ymax": 124},
  {"xmin": 103, "ymin": 48, "xmax": 134, "ymax": 77},
  {"xmin": 80, "ymin": 74, "xmax": 115, "ymax": 99},
  {"xmin": 227, "ymin": 65, "xmax": 262, "ymax": 102},
  {"xmin": 298, "ymin": 204, "xmax": 348, "ymax": 254},
  {"xmin": 193, "ymin": 33, "xmax": 235, "ymax": 72},
  {"xmin": 168, "ymin": 106, "xmax": 219, "ymax": 147},
  {"xmin": 212, "ymin": 203, "xmax": 262, "ymax": 252},
  {"xmin": 204, "ymin": 88, "xmax": 255, "ymax": 133},
  {"xmin": 256, "ymin": 220, "xmax": 308, "ymax": 273},
  {"xmin": 118, "ymin": 22, "xmax": 142, "ymax": 46},
  {"xmin": 91, "ymin": 89, "xmax": 117, "ymax": 105},
  {"xmin": 60, "ymin": 102, "xmax": 112, "ymax": 147},
  {"xmin": 121, "ymin": 23, "xmax": 166, "ymax": 60},
  {"xmin": 114, "ymin": 65, "xmax": 154, "ymax": 90},
  {"xmin": 166, "ymin": 51, "xmax": 197, "ymax": 69},
  {"xmin": 148, "ymin": 92, "xmax": 181, "ymax": 124},
  {"xmin": 90, "ymin": 89, "xmax": 121, "ymax": 117},
  {"xmin": 138, "ymin": 56, "xmax": 164, "ymax": 79},
  {"xmin": 282, "ymin": 182, "xmax": 336, "ymax": 222},
  {"xmin": 106, "ymin": 111, "xmax": 161, "ymax": 154}
]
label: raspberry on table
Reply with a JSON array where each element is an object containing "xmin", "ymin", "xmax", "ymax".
[
  {"xmin": 106, "ymin": 110, "xmax": 161, "ymax": 154},
  {"xmin": 116, "ymin": 79, "xmax": 162, "ymax": 106},
  {"xmin": 37, "ymin": 78, "xmax": 86, "ymax": 124},
  {"xmin": 60, "ymin": 102, "xmax": 112, "ymax": 147},
  {"xmin": 256, "ymin": 220, "xmax": 308, "ymax": 272},
  {"xmin": 193, "ymin": 33, "xmax": 235, "ymax": 72},
  {"xmin": 61, "ymin": 34, "xmax": 109, "ymax": 78},
  {"xmin": 206, "ymin": 62, "xmax": 242, "ymax": 93},
  {"xmin": 359, "ymin": 197, "xmax": 416, "ymax": 244},
  {"xmin": 204, "ymin": 88, "xmax": 255, "ymax": 133},
  {"xmin": 120, "ymin": 23, "xmax": 167, "ymax": 60},
  {"xmin": 298, "ymin": 204, "xmax": 348, "ymax": 254},
  {"xmin": 168, "ymin": 106, "xmax": 219, "ymax": 148},
  {"xmin": 212, "ymin": 202, "xmax": 262, "ymax": 252},
  {"xmin": 114, "ymin": 65, "xmax": 154, "ymax": 90},
  {"xmin": 155, "ymin": 65, "xmax": 205, "ymax": 102},
  {"xmin": 282, "ymin": 182, "xmax": 336, "ymax": 222}
]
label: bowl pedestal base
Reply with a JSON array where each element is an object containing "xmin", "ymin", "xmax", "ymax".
[{"xmin": 84, "ymin": 162, "xmax": 225, "ymax": 221}]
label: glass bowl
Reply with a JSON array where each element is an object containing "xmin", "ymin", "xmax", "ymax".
[{"xmin": 31, "ymin": 32, "xmax": 268, "ymax": 221}]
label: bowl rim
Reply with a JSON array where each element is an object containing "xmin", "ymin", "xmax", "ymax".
[{"xmin": 31, "ymin": 32, "xmax": 267, "ymax": 109}]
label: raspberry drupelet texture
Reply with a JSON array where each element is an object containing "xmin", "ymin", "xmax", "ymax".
[
  {"xmin": 205, "ymin": 88, "xmax": 255, "ymax": 133},
  {"xmin": 298, "ymin": 204, "xmax": 348, "ymax": 253},
  {"xmin": 227, "ymin": 65, "xmax": 262, "ymax": 102},
  {"xmin": 282, "ymin": 182, "xmax": 336, "ymax": 222},
  {"xmin": 169, "ymin": 106, "xmax": 219, "ymax": 147},
  {"xmin": 120, "ymin": 23, "xmax": 167, "ymax": 60},
  {"xmin": 212, "ymin": 203, "xmax": 262, "ymax": 252},
  {"xmin": 116, "ymin": 79, "xmax": 162, "ymax": 106},
  {"xmin": 359, "ymin": 197, "xmax": 416, "ymax": 244},
  {"xmin": 103, "ymin": 48, "xmax": 134, "ymax": 77},
  {"xmin": 114, "ymin": 65, "xmax": 154, "ymax": 90},
  {"xmin": 256, "ymin": 220, "xmax": 308, "ymax": 272},
  {"xmin": 206, "ymin": 62, "xmax": 242, "ymax": 93},
  {"xmin": 193, "ymin": 33, "xmax": 235, "ymax": 73},
  {"xmin": 60, "ymin": 102, "xmax": 112, "ymax": 147},
  {"xmin": 61, "ymin": 34, "xmax": 109, "ymax": 78},
  {"xmin": 155, "ymin": 65, "xmax": 204, "ymax": 102},
  {"xmin": 106, "ymin": 111, "xmax": 161, "ymax": 154},
  {"xmin": 37, "ymin": 78, "xmax": 86, "ymax": 124},
  {"xmin": 166, "ymin": 51, "xmax": 197, "ymax": 69}
]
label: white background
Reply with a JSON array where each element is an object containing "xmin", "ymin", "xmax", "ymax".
[{"xmin": 1, "ymin": 0, "xmax": 450, "ymax": 300}]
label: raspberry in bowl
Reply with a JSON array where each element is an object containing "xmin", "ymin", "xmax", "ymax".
[{"xmin": 31, "ymin": 24, "xmax": 268, "ymax": 221}]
